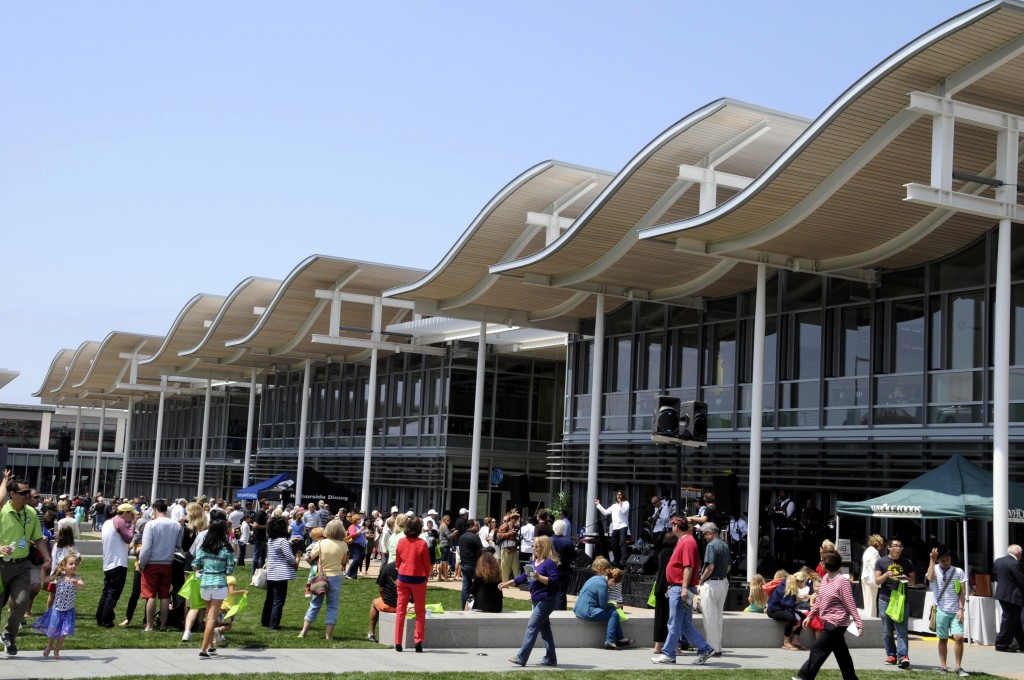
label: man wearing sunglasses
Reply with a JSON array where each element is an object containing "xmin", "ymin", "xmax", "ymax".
[{"xmin": 0, "ymin": 472, "xmax": 51, "ymax": 656}]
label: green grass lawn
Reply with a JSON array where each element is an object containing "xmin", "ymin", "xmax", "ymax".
[{"xmin": 15, "ymin": 557, "xmax": 530, "ymax": 651}]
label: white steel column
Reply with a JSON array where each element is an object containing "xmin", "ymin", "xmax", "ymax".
[
  {"xmin": 243, "ymin": 367, "xmax": 257, "ymax": 487},
  {"xmin": 361, "ymin": 299, "xmax": 383, "ymax": 514},
  {"xmin": 746, "ymin": 264, "xmax": 767, "ymax": 582},
  {"xmin": 119, "ymin": 396, "xmax": 134, "ymax": 498},
  {"xmin": 197, "ymin": 378, "xmax": 213, "ymax": 498},
  {"xmin": 68, "ymin": 406, "xmax": 82, "ymax": 497},
  {"xmin": 295, "ymin": 359, "xmax": 312, "ymax": 508},
  {"xmin": 150, "ymin": 378, "xmax": 167, "ymax": 501},
  {"xmin": 468, "ymin": 320, "xmax": 487, "ymax": 520},
  {"xmin": 993, "ymin": 121, "xmax": 1017, "ymax": 558},
  {"xmin": 584, "ymin": 294, "xmax": 606, "ymax": 556},
  {"xmin": 93, "ymin": 404, "xmax": 106, "ymax": 496}
]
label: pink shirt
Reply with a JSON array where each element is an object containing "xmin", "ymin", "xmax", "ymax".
[{"xmin": 809, "ymin": 573, "xmax": 863, "ymax": 629}]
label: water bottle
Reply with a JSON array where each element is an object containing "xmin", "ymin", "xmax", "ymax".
[{"xmin": 0, "ymin": 542, "xmax": 14, "ymax": 562}]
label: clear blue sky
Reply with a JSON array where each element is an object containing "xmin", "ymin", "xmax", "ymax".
[{"xmin": 1, "ymin": 0, "xmax": 975, "ymax": 404}]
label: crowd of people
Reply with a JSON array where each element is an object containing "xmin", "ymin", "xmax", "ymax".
[{"xmin": 0, "ymin": 473, "xmax": 1015, "ymax": 677}]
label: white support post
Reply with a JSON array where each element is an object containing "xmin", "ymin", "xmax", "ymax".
[
  {"xmin": 931, "ymin": 108, "xmax": 955, "ymax": 191},
  {"xmin": 584, "ymin": 294, "xmax": 605, "ymax": 556},
  {"xmin": 119, "ymin": 396, "xmax": 134, "ymax": 498},
  {"xmin": 197, "ymin": 378, "xmax": 212, "ymax": 498},
  {"xmin": 295, "ymin": 359, "xmax": 311, "ymax": 508},
  {"xmin": 243, "ymin": 367, "xmax": 257, "ymax": 488},
  {"xmin": 361, "ymin": 298, "xmax": 383, "ymax": 515},
  {"xmin": 746, "ymin": 264, "xmax": 767, "ymax": 582},
  {"xmin": 150, "ymin": 378, "xmax": 167, "ymax": 501},
  {"xmin": 469, "ymin": 320, "xmax": 486, "ymax": 520},
  {"xmin": 93, "ymin": 404, "xmax": 106, "ymax": 497},
  {"xmin": 69, "ymin": 406, "xmax": 82, "ymax": 497},
  {"xmin": 993, "ymin": 122, "xmax": 1017, "ymax": 559}
]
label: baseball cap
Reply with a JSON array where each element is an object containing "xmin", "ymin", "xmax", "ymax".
[
  {"xmin": 117, "ymin": 503, "xmax": 137, "ymax": 514},
  {"xmin": 390, "ymin": 506, "xmax": 399, "ymax": 513},
  {"xmin": 427, "ymin": 509, "xmax": 438, "ymax": 516},
  {"xmin": 459, "ymin": 508, "xmax": 469, "ymax": 515},
  {"xmin": 406, "ymin": 510, "xmax": 415, "ymax": 517},
  {"xmin": 670, "ymin": 516, "xmax": 687, "ymax": 527}
]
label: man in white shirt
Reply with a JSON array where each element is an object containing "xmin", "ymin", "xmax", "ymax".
[
  {"xmin": 519, "ymin": 516, "xmax": 535, "ymax": 568},
  {"xmin": 650, "ymin": 495, "xmax": 672, "ymax": 549},
  {"xmin": 96, "ymin": 503, "xmax": 136, "ymax": 628},
  {"xmin": 169, "ymin": 498, "xmax": 187, "ymax": 525}
]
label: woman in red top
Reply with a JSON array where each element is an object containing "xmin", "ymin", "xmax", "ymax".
[{"xmin": 394, "ymin": 516, "xmax": 432, "ymax": 653}]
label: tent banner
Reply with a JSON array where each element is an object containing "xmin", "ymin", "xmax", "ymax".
[
  {"xmin": 868, "ymin": 503, "xmax": 923, "ymax": 518},
  {"xmin": 1009, "ymin": 508, "xmax": 1024, "ymax": 523}
]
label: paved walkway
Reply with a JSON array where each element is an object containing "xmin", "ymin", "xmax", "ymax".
[{"xmin": 1, "ymin": 638, "xmax": 1019, "ymax": 678}]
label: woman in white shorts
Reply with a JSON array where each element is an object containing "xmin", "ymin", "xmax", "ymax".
[{"xmin": 191, "ymin": 519, "xmax": 235, "ymax": 658}]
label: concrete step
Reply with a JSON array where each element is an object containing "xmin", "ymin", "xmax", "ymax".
[{"xmin": 381, "ymin": 609, "xmax": 883, "ymax": 649}]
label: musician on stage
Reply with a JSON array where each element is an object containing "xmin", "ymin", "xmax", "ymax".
[{"xmin": 649, "ymin": 496, "xmax": 672, "ymax": 550}]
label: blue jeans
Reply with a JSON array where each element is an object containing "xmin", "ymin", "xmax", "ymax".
[
  {"xmin": 303, "ymin": 575, "xmax": 342, "ymax": 625},
  {"xmin": 577, "ymin": 607, "xmax": 623, "ymax": 644},
  {"xmin": 515, "ymin": 597, "xmax": 557, "ymax": 664},
  {"xmin": 346, "ymin": 544, "xmax": 364, "ymax": 578},
  {"xmin": 252, "ymin": 541, "xmax": 268, "ymax": 570},
  {"xmin": 879, "ymin": 594, "xmax": 909, "ymax": 657},
  {"xmin": 461, "ymin": 565, "xmax": 476, "ymax": 610},
  {"xmin": 663, "ymin": 585, "xmax": 711, "ymax": 661}
]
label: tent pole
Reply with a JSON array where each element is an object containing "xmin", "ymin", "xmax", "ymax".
[{"xmin": 963, "ymin": 518, "xmax": 972, "ymax": 645}]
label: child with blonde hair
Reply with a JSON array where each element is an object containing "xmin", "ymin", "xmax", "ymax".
[
  {"xmin": 33, "ymin": 553, "xmax": 85, "ymax": 659},
  {"xmin": 748, "ymin": 573, "xmax": 768, "ymax": 612}
]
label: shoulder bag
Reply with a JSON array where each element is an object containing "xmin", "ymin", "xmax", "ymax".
[
  {"xmin": 929, "ymin": 567, "xmax": 956, "ymax": 632},
  {"xmin": 309, "ymin": 541, "xmax": 329, "ymax": 596},
  {"xmin": 251, "ymin": 566, "xmax": 268, "ymax": 589}
]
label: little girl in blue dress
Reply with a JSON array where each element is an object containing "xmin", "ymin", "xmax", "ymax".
[{"xmin": 32, "ymin": 553, "xmax": 85, "ymax": 659}]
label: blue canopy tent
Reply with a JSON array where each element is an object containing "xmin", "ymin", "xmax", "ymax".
[{"xmin": 234, "ymin": 472, "xmax": 291, "ymax": 501}]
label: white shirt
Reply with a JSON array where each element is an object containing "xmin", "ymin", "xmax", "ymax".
[
  {"xmin": 100, "ymin": 516, "xmax": 132, "ymax": 571},
  {"xmin": 479, "ymin": 525, "xmax": 493, "ymax": 550},
  {"xmin": 729, "ymin": 517, "xmax": 748, "ymax": 542},
  {"xmin": 228, "ymin": 509, "xmax": 245, "ymax": 530},
  {"xmin": 520, "ymin": 522, "xmax": 535, "ymax": 554},
  {"xmin": 861, "ymin": 546, "xmax": 880, "ymax": 584},
  {"xmin": 596, "ymin": 501, "xmax": 631, "ymax": 531},
  {"xmin": 651, "ymin": 503, "xmax": 671, "ymax": 533},
  {"xmin": 170, "ymin": 503, "xmax": 186, "ymax": 523}
]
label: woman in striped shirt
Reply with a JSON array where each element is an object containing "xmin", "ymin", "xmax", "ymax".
[
  {"xmin": 794, "ymin": 550, "xmax": 863, "ymax": 680},
  {"xmin": 192, "ymin": 519, "xmax": 234, "ymax": 658},
  {"xmin": 260, "ymin": 516, "xmax": 300, "ymax": 630}
]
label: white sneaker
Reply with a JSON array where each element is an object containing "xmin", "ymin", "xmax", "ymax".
[
  {"xmin": 181, "ymin": 630, "xmax": 191, "ymax": 642},
  {"xmin": 651, "ymin": 655, "xmax": 676, "ymax": 664},
  {"xmin": 214, "ymin": 628, "xmax": 225, "ymax": 643}
]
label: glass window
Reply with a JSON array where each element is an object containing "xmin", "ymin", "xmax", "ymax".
[
  {"xmin": 609, "ymin": 337, "xmax": 632, "ymax": 392},
  {"xmin": 638, "ymin": 332, "xmax": 664, "ymax": 391},
  {"xmin": 877, "ymin": 267, "xmax": 926, "ymax": 299},
  {"xmin": 933, "ymin": 239, "xmax": 986, "ymax": 290},
  {"xmin": 669, "ymin": 327, "xmax": 699, "ymax": 390},
  {"xmin": 703, "ymin": 323, "xmax": 736, "ymax": 387},
  {"xmin": 835, "ymin": 306, "xmax": 870, "ymax": 377},
  {"xmin": 782, "ymin": 272, "xmax": 822, "ymax": 312},
  {"xmin": 948, "ymin": 291, "xmax": 985, "ymax": 370}
]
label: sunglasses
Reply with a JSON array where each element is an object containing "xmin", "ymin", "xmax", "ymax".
[{"xmin": 12, "ymin": 489, "xmax": 31, "ymax": 496}]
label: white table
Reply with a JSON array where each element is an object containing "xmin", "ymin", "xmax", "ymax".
[{"xmin": 908, "ymin": 590, "xmax": 996, "ymax": 645}]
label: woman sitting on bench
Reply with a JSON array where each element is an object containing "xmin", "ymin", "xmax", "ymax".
[{"xmin": 573, "ymin": 558, "xmax": 633, "ymax": 650}]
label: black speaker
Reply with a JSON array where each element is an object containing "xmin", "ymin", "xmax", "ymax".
[
  {"xmin": 507, "ymin": 474, "xmax": 531, "ymax": 514},
  {"xmin": 713, "ymin": 473, "xmax": 740, "ymax": 519},
  {"xmin": 572, "ymin": 552, "xmax": 594, "ymax": 570},
  {"xmin": 622, "ymin": 552, "xmax": 657, "ymax": 575}
]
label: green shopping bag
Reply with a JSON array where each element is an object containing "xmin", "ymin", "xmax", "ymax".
[
  {"xmin": 885, "ymin": 580, "xmax": 906, "ymax": 623},
  {"xmin": 647, "ymin": 582, "xmax": 657, "ymax": 608}
]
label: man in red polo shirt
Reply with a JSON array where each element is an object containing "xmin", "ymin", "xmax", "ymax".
[{"xmin": 652, "ymin": 517, "xmax": 714, "ymax": 665}]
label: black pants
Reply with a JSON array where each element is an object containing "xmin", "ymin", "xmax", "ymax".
[
  {"xmin": 611, "ymin": 527, "xmax": 628, "ymax": 565},
  {"xmin": 797, "ymin": 624, "xmax": 858, "ymax": 680},
  {"xmin": 237, "ymin": 543, "xmax": 247, "ymax": 566},
  {"xmin": 768, "ymin": 609, "xmax": 800, "ymax": 637},
  {"xmin": 261, "ymin": 579, "xmax": 289, "ymax": 630},
  {"xmin": 96, "ymin": 565, "xmax": 128, "ymax": 626},
  {"xmin": 996, "ymin": 601, "xmax": 1024, "ymax": 649},
  {"xmin": 124, "ymin": 568, "xmax": 142, "ymax": 623}
]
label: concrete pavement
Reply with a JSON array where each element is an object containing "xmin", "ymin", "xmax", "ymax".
[{"xmin": 1, "ymin": 638, "xmax": 1020, "ymax": 678}]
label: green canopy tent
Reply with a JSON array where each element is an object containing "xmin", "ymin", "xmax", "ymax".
[{"xmin": 835, "ymin": 454, "xmax": 1024, "ymax": 642}]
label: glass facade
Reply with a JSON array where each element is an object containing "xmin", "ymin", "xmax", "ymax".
[{"xmin": 557, "ymin": 226, "xmax": 1024, "ymax": 544}]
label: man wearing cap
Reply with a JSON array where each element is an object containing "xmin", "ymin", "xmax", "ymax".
[
  {"xmin": 96, "ymin": 502, "xmax": 137, "ymax": 627},
  {"xmin": 652, "ymin": 518, "xmax": 714, "ymax": 665}
]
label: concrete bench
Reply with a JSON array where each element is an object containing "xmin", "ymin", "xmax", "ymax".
[{"xmin": 380, "ymin": 609, "xmax": 883, "ymax": 649}]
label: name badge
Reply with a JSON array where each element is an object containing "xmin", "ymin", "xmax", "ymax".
[{"xmin": 18, "ymin": 538, "xmax": 26, "ymax": 549}]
